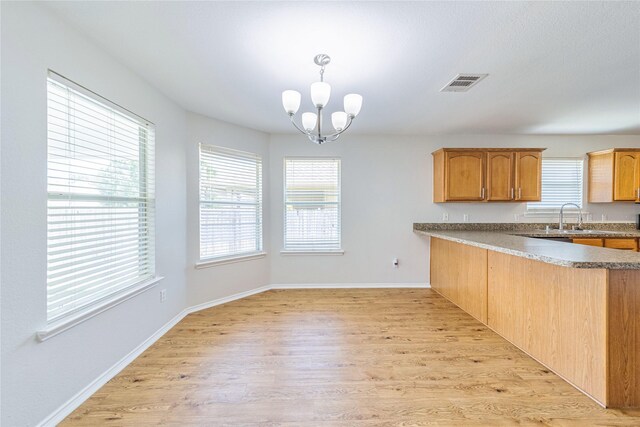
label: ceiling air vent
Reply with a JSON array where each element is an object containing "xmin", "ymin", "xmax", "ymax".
[{"xmin": 440, "ymin": 74, "xmax": 488, "ymax": 92}]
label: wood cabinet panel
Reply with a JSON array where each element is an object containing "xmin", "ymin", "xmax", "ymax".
[
  {"xmin": 614, "ymin": 152, "xmax": 640, "ymax": 201},
  {"xmin": 570, "ymin": 238, "xmax": 638, "ymax": 251},
  {"xmin": 515, "ymin": 152, "xmax": 542, "ymax": 201},
  {"xmin": 487, "ymin": 251, "xmax": 608, "ymax": 404},
  {"xmin": 588, "ymin": 152, "xmax": 615, "ymax": 203},
  {"xmin": 486, "ymin": 152, "xmax": 514, "ymax": 201},
  {"xmin": 572, "ymin": 238, "xmax": 604, "ymax": 247},
  {"xmin": 604, "ymin": 239, "xmax": 638, "ymax": 251},
  {"xmin": 588, "ymin": 149, "xmax": 640, "ymax": 203},
  {"xmin": 429, "ymin": 237, "xmax": 640, "ymax": 408},
  {"xmin": 432, "ymin": 150, "xmax": 445, "ymax": 202},
  {"xmin": 445, "ymin": 151, "xmax": 485, "ymax": 201},
  {"xmin": 608, "ymin": 270, "xmax": 640, "ymax": 407},
  {"xmin": 430, "ymin": 237, "xmax": 488, "ymax": 323}
]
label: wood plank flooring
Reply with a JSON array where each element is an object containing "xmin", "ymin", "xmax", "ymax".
[{"xmin": 62, "ymin": 289, "xmax": 640, "ymax": 426}]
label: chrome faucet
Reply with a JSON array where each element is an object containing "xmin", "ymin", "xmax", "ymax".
[{"xmin": 559, "ymin": 203, "xmax": 583, "ymax": 230}]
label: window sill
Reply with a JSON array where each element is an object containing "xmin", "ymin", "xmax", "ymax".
[
  {"xmin": 280, "ymin": 249, "xmax": 345, "ymax": 256},
  {"xmin": 37, "ymin": 276, "xmax": 164, "ymax": 342},
  {"xmin": 196, "ymin": 252, "xmax": 267, "ymax": 269}
]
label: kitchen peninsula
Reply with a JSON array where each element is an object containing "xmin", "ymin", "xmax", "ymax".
[{"xmin": 415, "ymin": 223, "xmax": 640, "ymax": 408}]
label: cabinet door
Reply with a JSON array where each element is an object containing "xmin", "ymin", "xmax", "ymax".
[
  {"xmin": 613, "ymin": 152, "xmax": 640, "ymax": 201},
  {"xmin": 604, "ymin": 239, "xmax": 638, "ymax": 251},
  {"xmin": 486, "ymin": 152, "xmax": 514, "ymax": 201},
  {"xmin": 572, "ymin": 238, "xmax": 604, "ymax": 247},
  {"xmin": 515, "ymin": 152, "xmax": 542, "ymax": 201},
  {"xmin": 445, "ymin": 151, "xmax": 485, "ymax": 201},
  {"xmin": 588, "ymin": 152, "xmax": 615, "ymax": 203}
]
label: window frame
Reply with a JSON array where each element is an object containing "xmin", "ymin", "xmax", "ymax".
[
  {"xmin": 282, "ymin": 157, "xmax": 343, "ymax": 255},
  {"xmin": 197, "ymin": 144, "xmax": 264, "ymax": 266},
  {"xmin": 42, "ymin": 71, "xmax": 159, "ymax": 337},
  {"xmin": 526, "ymin": 157, "xmax": 585, "ymax": 215}
]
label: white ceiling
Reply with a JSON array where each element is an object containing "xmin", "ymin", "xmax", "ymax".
[{"xmin": 43, "ymin": 1, "xmax": 640, "ymax": 135}]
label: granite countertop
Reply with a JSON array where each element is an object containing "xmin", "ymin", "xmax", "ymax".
[
  {"xmin": 413, "ymin": 224, "xmax": 640, "ymax": 269},
  {"xmin": 413, "ymin": 221, "xmax": 640, "ymax": 234},
  {"xmin": 512, "ymin": 229, "xmax": 640, "ymax": 238}
]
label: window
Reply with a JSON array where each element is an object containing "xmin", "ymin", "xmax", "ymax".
[
  {"xmin": 527, "ymin": 158, "xmax": 584, "ymax": 212},
  {"xmin": 284, "ymin": 158, "xmax": 341, "ymax": 252},
  {"xmin": 47, "ymin": 72, "xmax": 155, "ymax": 322},
  {"xmin": 199, "ymin": 144, "xmax": 263, "ymax": 261}
]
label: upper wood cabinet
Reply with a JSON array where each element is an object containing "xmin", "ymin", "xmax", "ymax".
[
  {"xmin": 443, "ymin": 151, "xmax": 485, "ymax": 201},
  {"xmin": 486, "ymin": 152, "xmax": 514, "ymax": 201},
  {"xmin": 614, "ymin": 152, "xmax": 640, "ymax": 201},
  {"xmin": 588, "ymin": 149, "xmax": 640, "ymax": 203},
  {"xmin": 514, "ymin": 151, "xmax": 542, "ymax": 201},
  {"xmin": 433, "ymin": 148, "xmax": 545, "ymax": 203}
]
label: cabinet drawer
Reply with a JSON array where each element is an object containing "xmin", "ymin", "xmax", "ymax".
[
  {"xmin": 604, "ymin": 239, "xmax": 638, "ymax": 251},
  {"xmin": 572, "ymin": 238, "xmax": 604, "ymax": 247}
]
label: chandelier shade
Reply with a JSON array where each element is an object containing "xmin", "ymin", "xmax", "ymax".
[
  {"xmin": 344, "ymin": 94, "xmax": 363, "ymax": 117},
  {"xmin": 310, "ymin": 82, "xmax": 331, "ymax": 108},
  {"xmin": 301, "ymin": 112, "xmax": 318, "ymax": 132},
  {"xmin": 331, "ymin": 112, "xmax": 348, "ymax": 131},
  {"xmin": 281, "ymin": 54, "xmax": 362, "ymax": 145},
  {"xmin": 282, "ymin": 90, "xmax": 301, "ymax": 115}
]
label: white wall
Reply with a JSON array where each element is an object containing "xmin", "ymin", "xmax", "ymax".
[
  {"xmin": 269, "ymin": 133, "xmax": 640, "ymax": 285},
  {"xmin": 186, "ymin": 112, "xmax": 271, "ymax": 306},
  {"xmin": 1, "ymin": 3, "xmax": 188, "ymax": 426},
  {"xmin": 2, "ymin": 3, "xmax": 640, "ymax": 426}
]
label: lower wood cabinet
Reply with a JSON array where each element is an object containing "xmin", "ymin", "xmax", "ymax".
[
  {"xmin": 429, "ymin": 237, "xmax": 640, "ymax": 408},
  {"xmin": 430, "ymin": 237, "xmax": 487, "ymax": 323},
  {"xmin": 488, "ymin": 251, "xmax": 608, "ymax": 404},
  {"xmin": 572, "ymin": 238, "xmax": 604, "ymax": 247},
  {"xmin": 604, "ymin": 239, "xmax": 639, "ymax": 251},
  {"xmin": 572, "ymin": 238, "xmax": 638, "ymax": 251}
]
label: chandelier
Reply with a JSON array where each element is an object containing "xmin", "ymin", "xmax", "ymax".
[{"xmin": 281, "ymin": 54, "xmax": 363, "ymax": 144}]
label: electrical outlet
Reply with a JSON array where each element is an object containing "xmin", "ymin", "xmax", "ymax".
[
  {"xmin": 463, "ymin": 214, "xmax": 469, "ymax": 222},
  {"xmin": 601, "ymin": 214, "xmax": 607, "ymax": 221},
  {"xmin": 160, "ymin": 289, "xmax": 167, "ymax": 303},
  {"xmin": 442, "ymin": 212, "xmax": 449, "ymax": 221}
]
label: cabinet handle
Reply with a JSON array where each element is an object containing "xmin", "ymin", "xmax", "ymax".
[
  {"xmin": 518, "ymin": 188, "xmax": 522, "ymax": 199},
  {"xmin": 481, "ymin": 188, "xmax": 485, "ymax": 199},
  {"xmin": 511, "ymin": 188, "xmax": 515, "ymax": 200}
]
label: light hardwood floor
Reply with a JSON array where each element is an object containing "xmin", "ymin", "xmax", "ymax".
[{"xmin": 62, "ymin": 289, "xmax": 640, "ymax": 426}]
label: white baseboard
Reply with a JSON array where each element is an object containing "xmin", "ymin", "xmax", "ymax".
[
  {"xmin": 37, "ymin": 282, "xmax": 429, "ymax": 426},
  {"xmin": 185, "ymin": 284, "xmax": 272, "ymax": 314},
  {"xmin": 37, "ymin": 309, "xmax": 187, "ymax": 427}
]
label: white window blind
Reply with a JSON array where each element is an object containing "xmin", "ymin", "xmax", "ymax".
[
  {"xmin": 527, "ymin": 158, "xmax": 584, "ymax": 211},
  {"xmin": 199, "ymin": 144, "xmax": 263, "ymax": 260},
  {"xmin": 47, "ymin": 72, "xmax": 155, "ymax": 322},
  {"xmin": 284, "ymin": 158, "xmax": 341, "ymax": 251}
]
